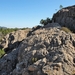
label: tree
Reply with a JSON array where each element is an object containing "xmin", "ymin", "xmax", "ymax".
[
  {"xmin": 40, "ymin": 17, "xmax": 52, "ymax": 26},
  {"xmin": 46, "ymin": 17, "xmax": 51, "ymax": 23},
  {"xmin": 40, "ymin": 19, "xmax": 44, "ymax": 25},
  {"xmin": 40, "ymin": 19, "xmax": 47, "ymax": 25},
  {"xmin": 59, "ymin": 5, "xmax": 63, "ymax": 9}
]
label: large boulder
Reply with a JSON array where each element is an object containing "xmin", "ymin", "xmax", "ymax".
[
  {"xmin": 53, "ymin": 5, "xmax": 75, "ymax": 32},
  {"xmin": 0, "ymin": 29, "xmax": 30, "ymax": 52},
  {"xmin": 11, "ymin": 23, "xmax": 75, "ymax": 75}
]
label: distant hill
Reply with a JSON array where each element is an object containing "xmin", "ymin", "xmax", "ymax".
[{"xmin": 0, "ymin": 26, "xmax": 7, "ymax": 29}]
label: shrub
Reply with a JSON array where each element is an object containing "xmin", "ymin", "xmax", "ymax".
[
  {"xmin": 61, "ymin": 27, "xmax": 72, "ymax": 33},
  {"xmin": 0, "ymin": 49, "xmax": 5, "ymax": 58},
  {"xmin": 32, "ymin": 57, "xmax": 38, "ymax": 63},
  {"xmin": 40, "ymin": 17, "xmax": 52, "ymax": 26}
]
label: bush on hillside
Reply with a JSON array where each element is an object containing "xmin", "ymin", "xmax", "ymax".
[
  {"xmin": 0, "ymin": 28, "xmax": 18, "ymax": 36},
  {"xmin": 0, "ymin": 49, "xmax": 5, "ymax": 58},
  {"xmin": 0, "ymin": 27, "xmax": 29, "ymax": 36},
  {"xmin": 40, "ymin": 17, "xmax": 52, "ymax": 26}
]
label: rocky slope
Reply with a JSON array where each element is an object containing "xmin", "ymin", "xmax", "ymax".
[
  {"xmin": 0, "ymin": 23, "xmax": 75, "ymax": 75},
  {"xmin": 53, "ymin": 5, "xmax": 75, "ymax": 32},
  {"xmin": 0, "ymin": 29, "xmax": 30, "ymax": 52}
]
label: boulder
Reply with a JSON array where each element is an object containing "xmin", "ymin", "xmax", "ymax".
[
  {"xmin": 27, "ymin": 25, "xmax": 42, "ymax": 37},
  {"xmin": 0, "ymin": 29, "xmax": 29, "ymax": 52},
  {"xmin": 0, "ymin": 48, "xmax": 18, "ymax": 75},
  {"xmin": 53, "ymin": 5, "xmax": 75, "ymax": 32}
]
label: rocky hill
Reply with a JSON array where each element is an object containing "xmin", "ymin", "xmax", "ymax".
[
  {"xmin": 53, "ymin": 5, "xmax": 75, "ymax": 32},
  {"xmin": 0, "ymin": 23, "xmax": 75, "ymax": 75},
  {"xmin": 0, "ymin": 5, "xmax": 75, "ymax": 75}
]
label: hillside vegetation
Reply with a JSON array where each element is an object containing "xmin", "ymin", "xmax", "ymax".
[{"xmin": 0, "ymin": 28, "xmax": 29, "ymax": 40}]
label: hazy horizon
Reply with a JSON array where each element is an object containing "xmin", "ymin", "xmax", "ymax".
[{"xmin": 0, "ymin": 0, "xmax": 75, "ymax": 28}]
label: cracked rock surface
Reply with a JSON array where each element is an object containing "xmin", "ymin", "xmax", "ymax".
[
  {"xmin": 53, "ymin": 5, "xmax": 75, "ymax": 32},
  {"xmin": 13, "ymin": 23, "xmax": 75, "ymax": 75}
]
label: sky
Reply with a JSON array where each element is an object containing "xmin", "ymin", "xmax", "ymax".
[{"xmin": 0, "ymin": 0, "xmax": 75, "ymax": 28}]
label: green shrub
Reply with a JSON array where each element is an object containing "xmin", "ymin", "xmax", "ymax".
[
  {"xmin": 40, "ymin": 17, "xmax": 52, "ymax": 26},
  {"xmin": 0, "ymin": 28, "xmax": 19, "ymax": 36},
  {"xmin": 0, "ymin": 49, "xmax": 5, "ymax": 58},
  {"xmin": 61, "ymin": 27, "xmax": 72, "ymax": 33},
  {"xmin": 32, "ymin": 57, "xmax": 38, "ymax": 63}
]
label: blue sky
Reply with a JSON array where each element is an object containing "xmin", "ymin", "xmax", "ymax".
[{"xmin": 0, "ymin": 0, "xmax": 75, "ymax": 28}]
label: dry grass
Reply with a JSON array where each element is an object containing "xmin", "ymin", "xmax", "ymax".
[{"xmin": 61, "ymin": 27, "xmax": 72, "ymax": 33}]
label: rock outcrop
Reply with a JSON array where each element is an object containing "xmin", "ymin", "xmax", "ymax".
[
  {"xmin": 0, "ymin": 29, "xmax": 30, "ymax": 52},
  {"xmin": 0, "ymin": 23, "xmax": 75, "ymax": 75},
  {"xmin": 53, "ymin": 5, "xmax": 75, "ymax": 32},
  {"xmin": 0, "ymin": 23, "xmax": 74, "ymax": 75},
  {"xmin": 0, "ymin": 8, "xmax": 75, "ymax": 74},
  {"xmin": 12, "ymin": 23, "xmax": 75, "ymax": 75},
  {"xmin": 27, "ymin": 25, "xmax": 42, "ymax": 37}
]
